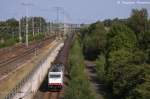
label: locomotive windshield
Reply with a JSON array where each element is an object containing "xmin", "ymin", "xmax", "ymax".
[{"xmin": 49, "ymin": 74, "xmax": 61, "ymax": 78}]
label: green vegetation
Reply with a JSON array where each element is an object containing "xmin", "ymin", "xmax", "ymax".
[
  {"xmin": 80, "ymin": 8, "xmax": 150, "ymax": 99},
  {"xmin": 0, "ymin": 17, "xmax": 47, "ymax": 48},
  {"xmin": 0, "ymin": 38, "xmax": 16, "ymax": 48},
  {"xmin": 64, "ymin": 35, "xmax": 96, "ymax": 99},
  {"xmin": 22, "ymin": 32, "xmax": 45, "ymax": 43},
  {"xmin": 81, "ymin": 21, "xmax": 107, "ymax": 60}
]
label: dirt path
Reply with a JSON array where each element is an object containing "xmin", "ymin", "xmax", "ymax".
[{"xmin": 85, "ymin": 61, "xmax": 105, "ymax": 99}]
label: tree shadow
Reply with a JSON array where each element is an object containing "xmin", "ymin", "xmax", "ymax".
[{"xmin": 84, "ymin": 50, "xmax": 100, "ymax": 61}]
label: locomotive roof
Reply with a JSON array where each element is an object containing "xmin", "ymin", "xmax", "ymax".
[{"xmin": 50, "ymin": 64, "xmax": 64, "ymax": 72}]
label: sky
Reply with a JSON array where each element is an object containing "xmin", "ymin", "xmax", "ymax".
[{"xmin": 0, "ymin": 0, "xmax": 150, "ymax": 23}]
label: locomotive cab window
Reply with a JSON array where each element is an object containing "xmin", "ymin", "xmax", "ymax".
[{"xmin": 49, "ymin": 74, "xmax": 61, "ymax": 78}]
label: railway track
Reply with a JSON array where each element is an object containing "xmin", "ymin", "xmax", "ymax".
[
  {"xmin": 33, "ymin": 33, "xmax": 74, "ymax": 99},
  {"xmin": 0, "ymin": 45, "xmax": 39, "ymax": 67},
  {"xmin": 0, "ymin": 36, "xmax": 55, "ymax": 81},
  {"xmin": 0, "ymin": 36, "xmax": 56, "ymax": 64},
  {"xmin": 33, "ymin": 71, "xmax": 64, "ymax": 99},
  {"xmin": 45, "ymin": 92, "xmax": 61, "ymax": 99},
  {"xmin": 0, "ymin": 44, "xmax": 26, "ymax": 63}
]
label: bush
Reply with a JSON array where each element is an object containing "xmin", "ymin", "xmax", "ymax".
[
  {"xmin": 81, "ymin": 21, "xmax": 107, "ymax": 60},
  {"xmin": 96, "ymin": 54, "xmax": 106, "ymax": 81},
  {"xmin": 64, "ymin": 35, "xmax": 96, "ymax": 99},
  {"xmin": 0, "ymin": 38, "xmax": 18, "ymax": 48}
]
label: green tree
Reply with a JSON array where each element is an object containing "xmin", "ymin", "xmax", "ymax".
[
  {"xmin": 107, "ymin": 23, "xmax": 137, "ymax": 52},
  {"xmin": 79, "ymin": 8, "xmax": 150, "ymax": 99},
  {"xmin": 104, "ymin": 22, "xmax": 146, "ymax": 99},
  {"xmin": 83, "ymin": 21, "xmax": 107, "ymax": 60},
  {"xmin": 106, "ymin": 49, "xmax": 145, "ymax": 99},
  {"xmin": 128, "ymin": 8, "xmax": 149, "ymax": 48}
]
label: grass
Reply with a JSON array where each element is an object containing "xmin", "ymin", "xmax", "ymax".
[
  {"xmin": 0, "ymin": 32, "xmax": 45, "ymax": 48},
  {"xmin": 0, "ymin": 38, "xmax": 18, "ymax": 48}
]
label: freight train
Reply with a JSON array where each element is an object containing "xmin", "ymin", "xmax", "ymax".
[{"xmin": 48, "ymin": 33, "xmax": 74, "ymax": 91}]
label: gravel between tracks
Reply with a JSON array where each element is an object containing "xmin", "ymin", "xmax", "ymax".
[
  {"xmin": 33, "ymin": 73, "xmax": 68, "ymax": 99},
  {"xmin": 0, "ymin": 39, "xmax": 61, "ymax": 99},
  {"xmin": 0, "ymin": 38, "xmax": 54, "ymax": 81}
]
